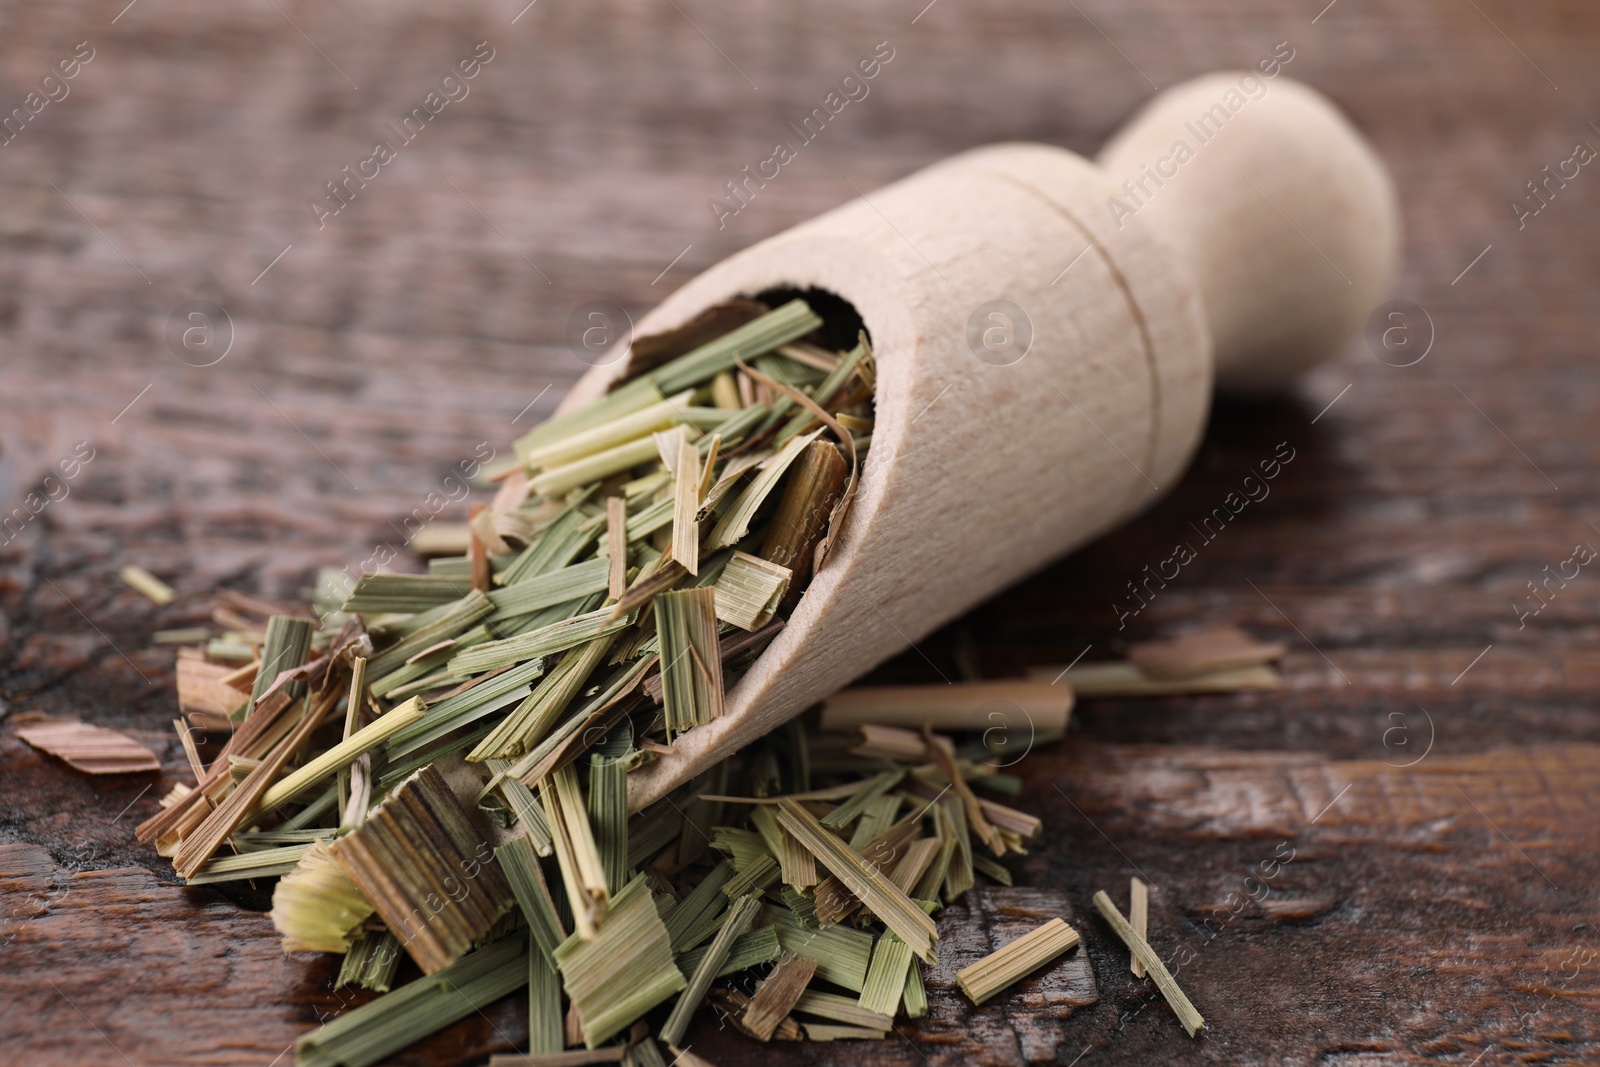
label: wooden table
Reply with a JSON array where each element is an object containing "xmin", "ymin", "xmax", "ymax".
[{"xmin": 3, "ymin": 1, "xmax": 1598, "ymax": 1063}]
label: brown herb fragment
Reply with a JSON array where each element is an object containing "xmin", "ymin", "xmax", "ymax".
[
  {"xmin": 15, "ymin": 721, "xmax": 160, "ymax": 775},
  {"xmin": 1128, "ymin": 624, "xmax": 1285, "ymax": 680},
  {"xmin": 326, "ymin": 764, "xmax": 514, "ymax": 973},
  {"xmin": 743, "ymin": 951, "xmax": 818, "ymax": 1041}
]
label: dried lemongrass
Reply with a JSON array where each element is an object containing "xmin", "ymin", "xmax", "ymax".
[
  {"xmin": 888, "ymin": 837, "xmax": 942, "ymax": 896},
  {"xmin": 513, "ymin": 377, "xmax": 658, "ymax": 467},
  {"xmin": 484, "ymin": 758, "xmax": 554, "ymax": 855},
  {"xmin": 656, "ymin": 588, "xmax": 723, "ymax": 737},
  {"xmin": 135, "ymin": 687, "xmax": 294, "ymax": 844},
  {"xmin": 821, "ymin": 681, "xmax": 1073, "ymax": 734},
  {"xmin": 111, "ymin": 295, "xmax": 1100, "ymax": 1062},
  {"xmin": 1130, "ymin": 876, "xmax": 1150, "ymax": 978},
  {"xmin": 252, "ymin": 614, "xmax": 314, "ymax": 706},
  {"xmin": 792, "ymin": 990, "xmax": 892, "ymax": 1031},
  {"xmin": 775, "ymin": 799, "xmax": 937, "ymax": 964},
  {"xmin": 297, "ymin": 934, "xmax": 529, "ymax": 1067},
  {"xmin": 543, "ymin": 764, "xmax": 610, "ymax": 939},
  {"xmin": 368, "ymin": 590, "xmax": 493, "ymax": 676},
  {"xmin": 496, "ymin": 833, "xmax": 567, "ymax": 962},
  {"xmin": 774, "ymin": 339, "xmax": 867, "ymax": 445},
  {"xmin": 923, "ymin": 723, "xmax": 1004, "ymax": 857},
  {"xmin": 710, "ymin": 369, "xmax": 740, "ymax": 409},
  {"xmin": 258, "ymin": 697, "xmax": 423, "ymax": 812},
  {"xmin": 803, "ymin": 1023, "xmax": 887, "ymax": 1041},
  {"xmin": 450, "ymin": 605, "xmax": 634, "ymax": 676},
  {"xmin": 743, "ymin": 951, "xmax": 818, "ymax": 1041},
  {"xmin": 336, "ymin": 656, "xmax": 368, "ymax": 822},
  {"xmin": 269, "ymin": 841, "xmax": 375, "ymax": 953},
  {"xmin": 470, "ymin": 503, "xmax": 497, "ymax": 589},
  {"xmin": 1093, "ymin": 890, "xmax": 1205, "ymax": 1036},
  {"xmin": 15, "ymin": 721, "xmax": 160, "ymax": 774},
  {"xmin": 535, "ymin": 431, "xmax": 694, "ymax": 499},
  {"xmin": 343, "ymin": 574, "xmax": 473, "ymax": 614},
  {"xmin": 814, "ymin": 813, "xmax": 920, "ymax": 926},
  {"xmin": 338, "ymin": 930, "xmax": 401, "ymax": 993},
  {"xmin": 735, "ymin": 359, "xmax": 859, "ymax": 569},
  {"xmin": 528, "ymin": 948, "xmax": 564, "ymax": 1055},
  {"xmin": 409, "ymin": 522, "xmax": 473, "ymax": 557},
  {"xmin": 588, "ymin": 753, "xmax": 630, "ymax": 894},
  {"xmin": 751, "ymin": 805, "xmax": 816, "ymax": 888},
  {"xmin": 470, "ymin": 635, "xmax": 615, "ymax": 761},
  {"xmin": 712, "ymin": 551, "xmax": 792, "ymax": 631},
  {"xmin": 723, "ymin": 853, "xmax": 779, "ymax": 897},
  {"xmin": 902, "ymin": 962, "xmax": 928, "ymax": 1018},
  {"xmin": 1032, "ymin": 659, "xmax": 1280, "ymax": 696},
  {"xmin": 912, "ymin": 834, "xmax": 957, "ymax": 903},
  {"xmin": 819, "ymin": 769, "xmax": 904, "ymax": 830},
  {"xmin": 972, "ymin": 794, "xmax": 1043, "ymax": 841},
  {"xmin": 705, "ymin": 429, "xmax": 822, "ymax": 552},
  {"xmin": 486, "ymin": 558, "xmax": 612, "ymax": 621},
  {"xmin": 676, "ymin": 925, "xmax": 782, "ymax": 979},
  {"xmin": 972, "ymin": 853, "xmax": 1013, "ymax": 886},
  {"xmin": 174, "ymin": 689, "xmax": 337, "ymax": 878},
  {"xmin": 187, "ymin": 842, "xmax": 313, "ymax": 884},
  {"xmin": 506, "ymin": 657, "xmax": 656, "ymax": 791},
  {"xmin": 121, "ymin": 563, "xmax": 175, "ymax": 605},
  {"xmin": 648, "ymin": 298, "xmax": 821, "ymax": 394},
  {"xmin": 172, "ymin": 718, "xmax": 205, "ymax": 781},
  {"xmin": 955, "ymin": 916, "xmax": 1081, "ymax": 1006},
  {"xmin": 388, "ymin": 659, "xmax": 548, "ymax": 760},
  {"xmin": 776, "ymin": 340, "xmax": 840, "ymax": 373},
  {"xmin": 669, "ymin": 431, "xmax": 703, "ymax": 576},
  {"xmin": 487, "ymin": 1052, "xmax": 628, "ymax": 1066},
  {"xmin": 553, "ymin": 875, "xmax": 686, "ymax": 1049},
  {"xmin": 1128, "ymin": 624, "xmax": 1286, "ymax": 680},
  {"xmin": 664, "ymin": 861, "xmax": 734, "ymax": 951},
  {"xmin": 606, "ymin": 496, "xmax": 628, "ymax": 600},
  {"xmin": 326, "ymin": 764, "xmax": 514, "ymax": 974},
  {"xmin": 713, "ymin": 826, "xmax": 767, "ymax": 870},
  {"xmin": 765, "ymin": 909, "xmax": 874, "ymax": 992},
  {"xmin": 713, "ymin": 987, "xmax": 803, "ymax": 1043},
  {"xmin": 660, "ymin": 892, "xmax": 762, "ymax": 1047},
  {"xmin": 849, "ymin": 793, "xmax": 904, "ymax": 850},
  {"xmin": 937, "ymin": 795, "xmax": 975, "ymax": 903},
  {"xmin": 850, "ymin": 724, "xmax": 952, "ymax": 763},
  {"xmin": 522, "ymin": 390, "xmax": 697, "ymax": 472},
  {"xmin": 859, "ymin": 934, "xmax": 915, "ymax": 1017}
]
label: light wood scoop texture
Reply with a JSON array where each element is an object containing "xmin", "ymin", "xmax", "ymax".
[{"xmin": 554, "ymin": 73, "xmax": 1400, "ymax": 810}]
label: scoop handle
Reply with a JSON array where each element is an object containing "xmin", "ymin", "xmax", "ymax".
[{"xmin": 1097, "ymin": 72, "xmax": 1400, "ymax": 393}]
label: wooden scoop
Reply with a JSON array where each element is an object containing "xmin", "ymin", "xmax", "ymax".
[{"xmin": 559, "ymin": 73, "xmax": 1400, "ymax": 811}]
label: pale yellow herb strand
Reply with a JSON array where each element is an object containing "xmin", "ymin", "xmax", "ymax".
[
  {"xmin": 548, "ymin": 765, "xmax": 609, "ymax": 936},
  {"xmin": 1131, "ymin": 876, "xmax": 1149, "ymax": 978},
  {"xmin": 858, "ymin": 934, "xmax": 914, "ymax": 1017},
  {"xmin": 955, "ymin": 916, "xmax": 1080, "ymax": 1006},
  {"xmin": 257, "ymin": 698, "xmax": 424, "ymax": 812},
  {"xmin": 520, "ymin": 389, "xmax": 696, "ymax": 471},
  {"xmin": 1093, "ymin": 890, "xmax": 1205, "ymax": 1036},
  {"xmin": 531, "ymin": 428, "xmax": 700, "ymax": 499},
  {"xmin": 605, "ymin": 496, "xmax": 627, "ymax": 601},
  {"xmin": 670, "ymin": 432, "xmax": 702, "ymax": 576},
  {"xmin": 121, "ymin": 564, "xmax": 174, "ymax": 605}
]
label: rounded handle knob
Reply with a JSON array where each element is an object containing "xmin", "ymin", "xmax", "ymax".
[{"xmin": 1097, "ymin": 73, "xmax": 1400, "ymax": 392}]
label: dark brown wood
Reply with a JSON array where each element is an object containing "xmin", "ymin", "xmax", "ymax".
[{"xmin": 3, "ymin": 1, "xmax": 1600, "ymax": 1064}]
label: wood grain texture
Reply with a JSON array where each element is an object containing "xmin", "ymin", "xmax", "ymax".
[
  {"xmin": 3, "ymin": 0, "xmax": 1600, "ymax": 1063},
  {"xmin": 616, "ymin": 134, "xmax": 1216, "ymax": 808}
]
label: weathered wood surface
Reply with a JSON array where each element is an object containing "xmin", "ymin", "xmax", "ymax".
[{"xmin": 3, "ymin": 0, "xmax": 1600, "ymax": 1063}]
